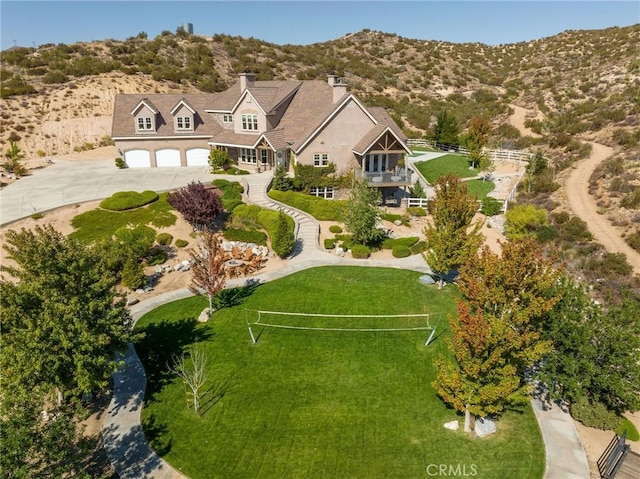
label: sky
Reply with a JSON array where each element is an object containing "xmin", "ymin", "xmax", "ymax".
[{"xmin": 1, "ymin": 0, "xmax": 639, "ymax": 51}]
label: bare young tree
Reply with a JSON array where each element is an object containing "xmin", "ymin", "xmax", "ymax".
[
  {"xmin": 189, "ymin": 231, "xmax": 227, "ymax": 317},
  {"xmin": 168, "ymin": 343, "xmax": 209, "ymax": 415}
]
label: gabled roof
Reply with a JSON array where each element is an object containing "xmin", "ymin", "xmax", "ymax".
[
  {"xmin": 368, "ymin": 106, "xmax": 408, "ymax": 142},
  {"xmin": 170, "ymin": 98, "xmax": 197, "ymax": 115},
  {"xmin": 352, "ymin": 125, "xmax": 411, "ymax": 156},
  {"xmin": 130, "ymin": 98, "xmax": 159, "ymax": 116},
  {"xmin": 260, "ymin": 129, "xmax": 287, "ymax": 151},
  {"xmin": 206, "ymin": 80, "xmax": 302, "ymax": 115},
  {"xmin": 112, "ymin": 93, "xmax": 219, "ymax": 138},
  {"xmin": 273, "ymin": 80, "xmax": 345, "ymax": 153}
]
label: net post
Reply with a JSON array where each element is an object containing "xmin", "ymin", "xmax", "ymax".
[
  {"xmin": 245, "ymin": 309, "xmax": 257, "ymax": 344},
  {"xmin": 424, "ymin": 313, "xmax": 441, "ymax": 347},
  {"xmin": 248, "ymin": 323, "xmax": 257, "ymax": 344}
]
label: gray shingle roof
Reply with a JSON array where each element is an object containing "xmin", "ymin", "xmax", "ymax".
[
  {"xmin": 112, "ymin": 78, "xmax": 408, "ymax": 155},
  {"xmin": 112, "ymin": 93, "xmax": 220, "ymax": 138}
]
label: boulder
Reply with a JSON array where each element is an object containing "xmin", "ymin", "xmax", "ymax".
[
  {"xmin": 198, "ymin": 308, "xmax": 212, "ymax": 323},
  {"xmin": 474, "ymin": 417, "xmax": 496, "ymax": 437},
  {"xmin": 444, "ymin": 420, "xmax": 459, "ymax": 431},
  {"xmin": 419, "ymin": 274, "xmax": 436, "ymax": 285}
]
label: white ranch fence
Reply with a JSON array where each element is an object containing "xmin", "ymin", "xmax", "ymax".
[{"xmin": 406, "ymin": 138, "xmax": 535, "ymax": 164}]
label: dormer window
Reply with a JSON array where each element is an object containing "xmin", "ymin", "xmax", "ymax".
[
  {"xmin": 176, "ymin": 116, "xmax": 192, "ymax": 131},
  {"xmin": 137, "ymin": 117, "xmax": 153, "ymax": 131},
  {"xmin": 241, "ymin": 114, "xmax": 258, "ymax": 131}
]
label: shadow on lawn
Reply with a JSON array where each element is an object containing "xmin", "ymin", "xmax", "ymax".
[
  {"xmin": 198, "ymin": 371, "xmax": 242, "ymax": 417},
  {"xmin": 216, "ymin": 278, "xmax": 261, "ymax": 308},
  {"xmin": 134, "ymin": 317, "xmax": 213, "ymax": 401}
]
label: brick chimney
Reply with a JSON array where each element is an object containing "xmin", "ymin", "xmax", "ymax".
[
  {"xmin": 328, "ymin": 74, "xmax": 347, "ymax": 103},
  {"xmin": 239, "ymin": 70, "xmax": 255, "ymax": 91}
]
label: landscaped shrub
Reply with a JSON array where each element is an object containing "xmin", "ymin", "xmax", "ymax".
[
  {"xmin": 268, "ymin": 190, "xmax": 345, "ymax": 221},
  {"xmin": 328, "ymin": 225, "xmax": 343, "ymax": 234},
  {"xmin": 392, "ymin": 245, "xmax": 411, "ymax": 258},
  {"xmin": 222, "ymin": 228, "xmax": 267, "ymax": 245},
  {"xmin": 114, "ymin": 224, "xmax": 156, "ymax": 258},
  {"xmin": 350, "ymin": 244, "xmax": 370, "ymax": 259},
  {"xmin": 380, "ymin": 212, "xmax": 402, "ymax": 223},
  {"xmin": 406, "ymin": 207, "xmax": 427, "ymax": 217},
  {"xmin": 480, "ymin": 197, "xmax": 503, "ymax": 216},
  {"xmin": 324, "ymin": 238, "xmax": 336, "ymax": 249},
  {"xmin": 313, "ymin": 201, "xmax": 345, "ymax": 221},
  {"xmin": 571, "ymin": 398, "xmax": 620, "ymax": 430},
  {"xmin": 155, "ymin": 232, "xmax": 173, "ymax": 245},
  {"xmin": 175, "ymin": 239, "xmax": 189, "ymax": 248},
  {"xmin": 382, "ymin": 236, "xmax": 419, "ymax": 249},
  {"xmin": 410, "ymin": 241, "xmax": 428, "ymax": 255},
  {"xmin": 272, "ymin": 210, "xmax": 295, "ymax": 258},
  {"xmin": 213, "ymin": 179, "xmax": 244, "ymax": 211},
  {"xmin": 167, "ymin": 181, "xmax": 223, "ymax": 230},
  {"xmin": 146, "ymin": 247, "xmax": 167, "ymax": 266},
  {"xmin": 121, "ymin": 257, "xmax": 146, "ymax": 290},
  {"xmin": 115, "ymin": 157, "xmax": 126, "ymax": 169},
  {"xmin": 100, "ymin": 190, "xmax": 159, "ymax": 211}
]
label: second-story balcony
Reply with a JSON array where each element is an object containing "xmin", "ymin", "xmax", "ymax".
[{"xmin": 355, "ymin": 168, "xmax": 413, "ymax": 187}]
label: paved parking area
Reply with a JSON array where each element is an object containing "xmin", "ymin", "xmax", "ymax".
[{"xmin": 0, "ymin": 159, "xmax": 212, "ymax": 226}]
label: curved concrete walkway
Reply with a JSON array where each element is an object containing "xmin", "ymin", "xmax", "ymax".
[{"xmin": 0, "ymin": 161, "xmax": 588, "ymax": 478}]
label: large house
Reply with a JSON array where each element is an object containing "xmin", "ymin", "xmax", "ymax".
[{"xmin": 112, "ymin": 72, "xmax": 412, "ymax": 200}]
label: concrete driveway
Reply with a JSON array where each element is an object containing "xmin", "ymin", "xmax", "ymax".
[{"xmin": 0, "ymin": 159, "xmax": 213, "ymax": 226}]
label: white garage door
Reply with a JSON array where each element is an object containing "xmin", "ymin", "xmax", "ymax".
[
  {"xmin": 124, "ymin": 149, "xmax": 151, "ymax": 168},
  {"xmin": 186, "ymin": 148, "xmax": 210, "ymax": 166},
  {"xmin": 155, "ymin": 149, "xmax": 181, "ymax": 167}
]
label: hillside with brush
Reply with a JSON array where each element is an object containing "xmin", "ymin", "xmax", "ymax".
[{"xmin": 1, "ymin": 25, "xmax": 640, "ymax": 278}]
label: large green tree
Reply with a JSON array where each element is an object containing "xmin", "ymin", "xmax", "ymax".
[
  {"xmin": 539, "ymin": 279, "xmax": 640, "ymax": 423},
  {"xmin": 0, "ymin": 386, "xmax": 91, "ymax": 478},
  {"xmin": 434, "ymin": 302, "xmax": 527, "ymax": 417},
  {"xmin": 434, "ymin": 239, "xmax": 562, "ymax": 418},
  {"xmin": 0, "ymin": 225, "xmax": 135, "ymax": 400},
  {"xmin": 431, "ymin": 110, "xmax": 459, "ymax": 145},
  {"xmin": 342, "ymin": 180, "xmax": 384, "ymax": 245},
  {"xmin": 422, "ymin": 174, "xmax": 483, "ymax": 288},
  {"xmin": 464, "ymin": 116, "xmax": 492, "ymax": 169}
]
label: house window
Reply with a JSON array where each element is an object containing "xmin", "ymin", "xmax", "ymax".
[
  {"xmin": 176, "ymin": 116, "xmax": 192, "ymax": 130},
  {"xmin": 137, "ymin": 117, "xmax": 153, "ymax": 131},
  {"xmin": 222, "ymin": 114, "xmax": 233, "ymax": 123},
  {"xmin": 241, "ymin": 114, "xmax": 258, "ymax": 131},
  {"xmin": 239, "ymin": 148, "xmax": 257, "ymax": 163},
  {"xmin": 310, "ymin": 186, "xmax": 334, "ymax": 199},
  {"xmin": 260, "ymin": 149, "xmax": 269, "ymax": 164},
  {"xmin": 313, "ymin": 153, "xmax": 329, "ymax": 167}
]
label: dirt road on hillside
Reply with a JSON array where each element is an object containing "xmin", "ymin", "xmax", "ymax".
[{"xmin": 565, "ymin": 142, "xmax": 640, "ymax": 275}]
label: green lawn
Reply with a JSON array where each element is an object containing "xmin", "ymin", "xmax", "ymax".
[
  {"xmin": 465, "ymin": 179, "xmax": 496, "ymax": 201},
  {"xmin": 69, "ymin": 192, "xmax": 176, "ymax": 243},
  {"xmin": 135, "ymin": 267, "xmax": 544, "ymax": 479},
  {"xmin": 414, "ymin": 154, "xmax": 478, "ymax": 182}
]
